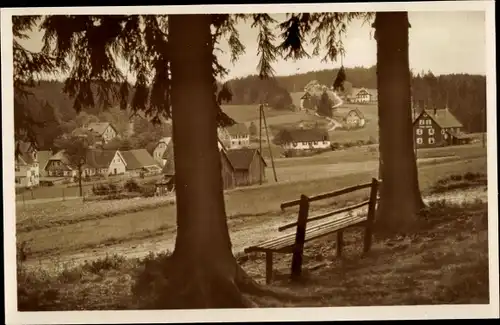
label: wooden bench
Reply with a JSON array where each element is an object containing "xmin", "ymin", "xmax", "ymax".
[{"xmin": 244, "ymin": 178, "xmax": 380, "ymax": 284}]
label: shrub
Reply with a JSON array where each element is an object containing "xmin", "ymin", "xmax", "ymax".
[
  {"xmin": 124, "ymin": 179, "xmax": 141, "ymax": 193},
  {"xmin": 82, "ymin": 254, "xmax": 127, "ymax": 274}
]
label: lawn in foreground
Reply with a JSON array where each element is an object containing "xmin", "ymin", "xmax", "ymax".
[{"xmin": 17, "ymin": 199, "xmax": 489, "ymax": 310}]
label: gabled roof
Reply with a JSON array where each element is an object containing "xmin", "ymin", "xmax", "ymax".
[
  {"xmin": 350, "ymin": 87, "xmax": 377, "ymax": 99},
  {"xmin": 37, "ymin": 150, "xmax": 52, "ymax": 171},
  {"xmin": 87, "ymin": 122, "xmax": 115, "ymax": 136},
  {"xmin": 226, "ymin": 148, "xmax": 266, "ymax": 171},
  {"xmin": 290, "ymin": 91, "xmax": 306, "ymax": 108},
  {"xmin": 85, "ymin": 149, "xmax": 119, "ymax": 169},
  {"xmin": 225, "ymin": 123, "xmax": 249, "ymax": 137},
  {"xmin": 121, "ymin": 149, "xmax": 158, "ymax": 170},
  {"xmin": 414, "ymin": 108, "xmax": 463, "ymax": 129},
  {"xmin": 15, "ymin": 141, "xmax": 37, "ymax": 165},
  {"xmin": 156, "ymin": 137, "xmax": 172, "ymax": 147},
  {"xmin": 347, "ymin": 108, "xmax": 365, "ymax": 119},
  {"xmin": 279, "ymin": 128, "xmax": 330, "ymax": 143}
]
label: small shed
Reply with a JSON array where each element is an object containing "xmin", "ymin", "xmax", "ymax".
[
  {"xmin": 155, "ymin": 177, "xmax": 175, "ymax": 196},
  {"xmin": 226, "ymin": 148, "xmax": 267, "ymax": 187}
]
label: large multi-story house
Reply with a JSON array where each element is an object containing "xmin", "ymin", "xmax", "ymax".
[
  {"xmin": 15, "ymin": 141, "xmax": 39, "ymax": 188},
  {"xmin": 347, "ymin": 88, "xmax": 378, "ymax": 104},
  {"xmin": 412, "ymin": 107, "xmax": 465, "ymax": 148}
]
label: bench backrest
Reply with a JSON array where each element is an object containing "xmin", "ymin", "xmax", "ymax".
[{"xmin": 278, "ymin": 178, "xmax": 381, "ymax": 232}]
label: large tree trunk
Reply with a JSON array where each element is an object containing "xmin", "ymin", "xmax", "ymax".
[
  {"xmin": 375, "ymin": 12, "xmax": 425, "ymax": 233},
  {"xmin": 165, "ymin": 14, "xmax": 249, "ymax": 309}
]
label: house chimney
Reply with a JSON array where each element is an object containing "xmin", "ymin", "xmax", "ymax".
[{"xmin": 433, "ymin": 106, "xmax": 437, "ymax": 116}]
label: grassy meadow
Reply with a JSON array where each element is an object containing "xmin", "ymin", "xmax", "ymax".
[{"xmin": 17, "ymin": 143, "xmax": 487, "ymax": 264}]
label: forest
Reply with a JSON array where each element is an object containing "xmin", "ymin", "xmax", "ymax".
[{"xmin": 16, "ymin": 67, "xmax": 486, "ymax": 151}]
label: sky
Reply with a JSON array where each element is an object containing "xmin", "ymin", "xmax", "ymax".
[{"xmin": 19, "ymin": 11, "xmax": 486, "ymax": 81}]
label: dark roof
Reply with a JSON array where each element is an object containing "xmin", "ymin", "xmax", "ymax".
[
  {"xmin": 85, "ymin": 150, "xmax": 118, "ymax": 169},
  {"xmin": 225, "ymin": 123, "xmax": 249, "ymax": 137},
  {"xmin": 121, "ymin": 149, "xmax": 158, "ymax": 170},
  {"xmin": 280, "ymin": 128, "xmax": 329, "ymax": 143},
  {"xmin": 414, "ymin": 108, "xmax": 463, "ymax": 128},
  {"xmin": 37, "ymin": 150, "xmax": 52, "ymax": 171},
  {"xmin": 226, "ymin": 148, "xmax": 266, "ymax": 171}
]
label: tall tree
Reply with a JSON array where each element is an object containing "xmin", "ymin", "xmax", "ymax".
[
  {"xmin": 317, "ymin": 91, "xmax": 333, "ymax": 117},
  {"xmin": 373, "ymin": 12, "xmax": 425, "ymax": 231},
  {"xmin": 53, "ymin": 133, "xmax": 94, "ymax": 197}
]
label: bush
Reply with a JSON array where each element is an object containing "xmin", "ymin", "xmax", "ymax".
[
  {"xmin": 82, "ymin": 254, "xmax": 126, "ymax": 274},
  {"xmin": 141, "ymin": 185, "xmax": 157, "ymax": 198},
  {"xmin": 124, "ymin": 179, "xmax": 141, "ymax": 193}
]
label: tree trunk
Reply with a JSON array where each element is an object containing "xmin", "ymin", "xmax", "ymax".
[
  {"xmin": 164, "ymin": 14, "xmax": 249, "ymax": 309},
  {"xmin": 374, "ymin": 12, "xmax": 425, "ymax": 234}
]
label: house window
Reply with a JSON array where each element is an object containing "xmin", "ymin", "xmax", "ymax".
[
  {"xmin": 428, "ymin": 128, "xmax": 435, "ymax": 135},
  {"xmin": 441, "ymin": 129, "xmax": 446, "ymax": 134},
  {"xmin": 15, "ymin": 166, "xmax": 20, "ymax": 172},
  {"xmin": 416, "ymin": 138, "xmax": 423, "ymax": 144},
  {"xmin": 419, "ymin": 120, "xmax": 425, "ymax": 125},
  {"xmin": 426, "ymin": 120, "xmax": 432, "ymax": 125},
  {"xmin": 444, "ymin": 133, "xmax": 448, "ymax": 139},
  {"xmin": 416, "ymin": 129, "xmax": 423, "ymax": 135},
  {"xmin": 313, "ymin": 141, "xmax": 318, "ymax": 145},
  {"xmin": 428, "ymin": 137, "xmax": 435, "ymax": 144}
]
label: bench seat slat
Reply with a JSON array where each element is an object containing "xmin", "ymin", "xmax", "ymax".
[{"xmin": 245, "ymin": 214, "xmax": 367, "ymax": 253}]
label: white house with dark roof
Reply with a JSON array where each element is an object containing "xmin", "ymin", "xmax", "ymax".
[
  {"xmin": 348, "ymin": 88, "xmax": 378, "ymax": 103},
  {"xmin": 86, "ymin": 122, "xmax": 118, "ymax": 144},
  {"xmin": 278, "ymin": 128, "xmax": 331, "ymax": 150},
  {"xmin": 344, "ymin": 108, "xmax": 366, "ymax": 128}
]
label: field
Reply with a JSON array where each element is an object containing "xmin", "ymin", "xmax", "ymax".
[{"xmin": 17, "ymin": 143, "xmax": 487, "ymax": 272}]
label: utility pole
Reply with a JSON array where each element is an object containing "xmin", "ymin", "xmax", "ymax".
[
  {"xmin": 261, "ymin": 104, "xmax": 278, "ymax": 183},
  {"xmin": 259, "ymin": 103, "xmax": 263, "ymax": 185}
]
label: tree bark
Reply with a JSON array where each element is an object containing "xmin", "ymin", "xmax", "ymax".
[
  {"xmin": 165, "ymin": 14, "xmax": 249, "ymax": 309},
  {"xmin": 374, "ymin": 12, "xmax": 425, "ymax": 234}
]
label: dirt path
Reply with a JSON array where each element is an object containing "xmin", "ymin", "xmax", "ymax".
[{"xmin": 23, "ymin": 186, "xmax": 488, "ymax": 273}]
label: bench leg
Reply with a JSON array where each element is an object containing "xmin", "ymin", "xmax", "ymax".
[
  {"xmin": 265, "ymin": 252, "xmax": 273, "ymax": 284},
  {"xmin": 336, "ymin": 231, "xmax": 344, "ymax": 257}
]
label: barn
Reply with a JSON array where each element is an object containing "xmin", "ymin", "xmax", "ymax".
[
  {"xmin": 161, "ymin": 140, "xmax": 236, "ymax": 190},
  {"xmin": 225, "ymin": 148, "xmax": 267, "ymax": 187},
  {"xmin": 412, "ymin": 108, "xmax": 465, "ymax": 148}
]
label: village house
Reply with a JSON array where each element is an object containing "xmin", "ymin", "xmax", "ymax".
[
  {"xmin": 15, "ymin": 141, "xmax": 40, "ymax": 188},
  {"xmin": 412, "ymin": 107, "xmax": 466, "ymax": 148},
  {"xmin": 344, "ymin": 108, "xmax": 366, "ymax": 128},
  {"xmin": 219, "ymin": 123, "xmax": 250, "ymax": 149},
  {"xmin": 121, "ymin": 149, "xmax": 162, "ymax": 177},
  {"xmin": 86, "ymin": 122, "xmax": 119, "ymax": 144},
  {"xmin": 152, "ymin": 137, "xmax": 172, "ymax": 166},
  {"xmin": 348, "ymin": 88, "xmax": 378, "ymax": 104},
  {"xmin": 45, "ymin": 150, "xmax": 78, "ymax": 178},
  {"xmin": 278, "ymin": 128, "xmax": 331, "ymax": 150},
  {"xmin": 45, "ymin": 149, "xmax": 127, "ymax": 179},
  {"xmin": 83, "ymin": 149, "xmax": 127, "ymax": 177},
  {"xmin": 226, "ymin": 148, "xmax": 267, "ymax": 187}
]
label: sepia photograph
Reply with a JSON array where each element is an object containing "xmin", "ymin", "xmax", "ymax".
[{"xmin": 2, "ymin": 1, "xmax": 498, "ymax": 323}]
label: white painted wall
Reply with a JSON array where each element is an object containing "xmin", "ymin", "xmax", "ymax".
[{"xmin": 283, "ymin": 140, "xmax": 331, "ymax": 150}]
